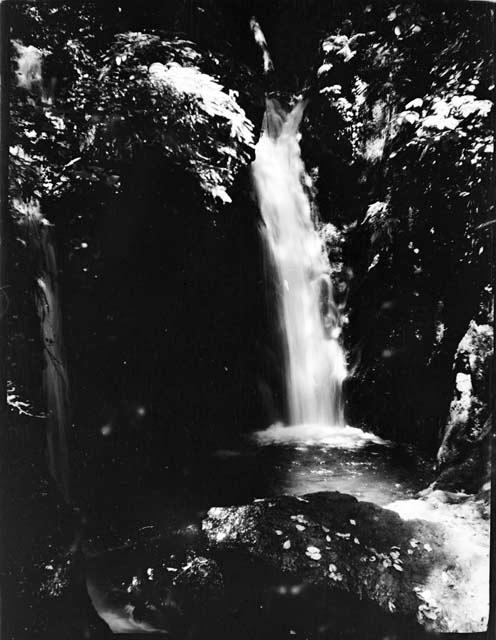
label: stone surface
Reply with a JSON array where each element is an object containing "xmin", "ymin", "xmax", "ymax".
[
  {"xmin": 436, "ymin": 321, "xmax": 493, "ymax": 493},
  {"xmin": 202, "ymin": 491, "xmax": 478, "ymax": 632},
  {"xmin": 172, "ymin": 556, "xmax": 225, "ymax": 613},
  {"xmin": 3, "ymin": 456, "xmax": 112, "ymax": 639},
  {"xmin": 432, "ymin": 442, "xmax": 490, "ymax": 493},
  {"xmin": 88, "ymin": 489, "xmax": 489, "ymax": 636}
]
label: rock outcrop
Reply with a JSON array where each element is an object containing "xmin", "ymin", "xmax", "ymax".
[
  {"xmin": 3, "ymin": 459, "xmax": 112, "ymax": 639},
  {"xmin": 435, "ymin": 321, "xmax": 493, "ymax": 493},
  {"xmin": 203, "ymin": 492, "xmax": 450, "ymax": 629},
  {"xmin": 93, "ymin": 490, "xmax": 489, "ymax": 636}
]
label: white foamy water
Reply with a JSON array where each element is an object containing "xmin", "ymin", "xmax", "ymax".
[
  {"xmin": 253, "ymin": 422, "xmax": 390, "ymax": 450},
  {"xmin": 386, "ymin": 492, "xmax": 489, "ymax": 632},
  {"xmin": 252, "ymin": 99, "xmax": 347, "ymax": 426},
  {"xmin": 87, "ymin": 579, "xmax": 163, "ymax": 634}
]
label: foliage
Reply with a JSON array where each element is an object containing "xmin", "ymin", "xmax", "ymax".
[
  {"xmin": 7, "ymin": 0, "xmax": 494, "ymax": 450},
  {"xmin": 307, "ymin": 1, "xmax": 494, "ymax": 444},
  {"xmin": 9, "ymin": 4, "xmax": 257, "ymax": 216},
  {"xmin": 81, "ymin": 32, "xmax": 255, "ymax": 206}
]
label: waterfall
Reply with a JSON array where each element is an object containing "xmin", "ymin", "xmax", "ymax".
[
  {"xmin": 12, "ymin": 38, "xmax": 71, "ymax": 501},
  {"xmin": 16, "ymin": 199, "xmax": 71, "ymax": 502},
  {"xmin": 252, "ymin": 99, "xmax": 346, "ymax": 426},
  {"xmin": 35, "ymin": 225, "xmax": 71, "ymax": 502}
]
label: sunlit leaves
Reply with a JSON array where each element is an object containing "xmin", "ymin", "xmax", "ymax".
[
  {"xmin": 305, "ymin": 545, "xmax": 322, "ymax": 560},
  {"xmin": 10, "ymin": 4, "xmax": 258, "ymax": 213},
  {"xmin": 83, "ymin": 33, "xmax": 256, "ymax": 209}
]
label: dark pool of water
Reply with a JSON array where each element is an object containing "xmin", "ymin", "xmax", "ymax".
[
  {"xmin": 243, "ymin": 423, "xmax": 434, "ymax": 506},
  {"xmin": 86, "ymin": 424, "xmax": 434, "ymax": 541}
]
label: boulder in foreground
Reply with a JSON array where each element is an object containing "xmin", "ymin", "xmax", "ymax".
[{"xmin": 203, "ymin": 491, "xmax": 485, "ymax": 632}]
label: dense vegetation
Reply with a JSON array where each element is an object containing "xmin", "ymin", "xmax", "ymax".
[
  {"xmin": 4, "ymin": 1, "xmax": 494, "ymax": 638},
  {"xmin": 6, "ymin": 0, "xmax": 493, "ymax": 489},
  {"xmin": 9, "ymin": 0, "xmax": 493, "ymax": 477}
]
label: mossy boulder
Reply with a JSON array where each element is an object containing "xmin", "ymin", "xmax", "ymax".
[
  {"xmin": 89, "ymin": 490, "xmax": 488, "ymax": 636},
  {"xmin": 435, "ymin": 321, "xmax": 493, "ymax": 492},
  {"xmin": 203, "ymin": 491, "xmax": 485, "ymax": 632}
]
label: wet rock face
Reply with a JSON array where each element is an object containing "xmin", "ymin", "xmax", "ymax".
[
  {"xmin": 37, "ymin": 549, "xmax": 114, "ymax": 639},
  {"xmin": 433, "ymin": 445, "xmax": 490, "ymax": 494},
  {"xmin": 3, "ymin": 466, "xmax": 112, "ymax": 639},
  {"xmin": 203, "ymin": 492, "xmax": 448, "ymax": 628},
  {"xmin": 122, "ymin": 552, "xmax": 225, "ymax": 628},
  {"xmin": 436, "ymin": 321, "xmax": 493, "ymax": 492},
  {"xmin": 91, "ymin": 490, "xmax": 487, "ymax": 636},
  {"xmin": 172, "ymin": 556, "xmax": 225, "ymax": 613},
  {"xmin": 93, "ymin": 494, "xmax": 429, "ymax": 638}
]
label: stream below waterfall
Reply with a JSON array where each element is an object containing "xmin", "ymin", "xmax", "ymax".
[{"xmin": 87, "ymin": 424, "xmax": 435, "ymax": 634}]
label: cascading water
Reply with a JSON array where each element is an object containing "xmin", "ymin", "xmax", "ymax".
[
  {"xmin": 16, "ymin": 199, "xmax": 71, "ymax": 502},
  {"xmin": 252, "ymin": 99, "xmax": 347, "ymax": 426},
  {"xmin": 12, "ymin": 44, "xmax": 72, "ymax": 502}
]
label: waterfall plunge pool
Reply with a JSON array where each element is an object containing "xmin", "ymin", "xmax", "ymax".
[{"xmin": 247, "ymin": 422, "xmax": 433, "ymax": 507}]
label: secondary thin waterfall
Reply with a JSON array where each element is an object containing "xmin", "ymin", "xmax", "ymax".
[
  {"xmin": 252, "ymin": 99, "xmax": 346, "ymax": 426},
  {"xmin": 16, "ymin": 198, "xmax": 71, "ymax": 502}
]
